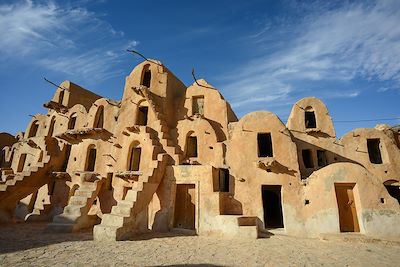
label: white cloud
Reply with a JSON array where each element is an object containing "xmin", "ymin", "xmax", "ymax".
[
  {"xmin": 0, "ymin": 0, "xmax": 139, "ymax": 83},
  {"xmin": 220, "ymin": 0, "xmax": 400, "ymax": 113}
]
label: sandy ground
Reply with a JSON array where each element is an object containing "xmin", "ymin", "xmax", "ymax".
[{"xmin": 0, "ymin": 223, "xmax": 399, "ymax": 267}]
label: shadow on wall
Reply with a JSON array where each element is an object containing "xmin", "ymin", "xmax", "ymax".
[{"xmin": 293, "ymin": 137, "xmax": 362, "ymax": 179}]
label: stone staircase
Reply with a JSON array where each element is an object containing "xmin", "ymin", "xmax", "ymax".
[
  {"xmin": 140, "ymin": 86, "xmax": 184, "ymax": 164},
  {"xmin": 0, "ymin": 137, "xmax": 66, "ymax": 222},
  {"xmin": 46, "ymin": 177, "xmax": 104, "ymax": 232},
  {"xmin": 93, "ymin": 152, "xmax": 168, "ymax": 241}
]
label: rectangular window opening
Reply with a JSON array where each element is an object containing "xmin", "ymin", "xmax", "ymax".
[
  {"xmin": 192, "ymin": 96, "xmax": 205, "ymax": 116},
  {"xmin": 257, "ymin": 133, "xmax": 273, "ymax": 157}
]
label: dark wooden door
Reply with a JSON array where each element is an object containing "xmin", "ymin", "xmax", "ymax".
[
  {"xmin": 174, "ymin": 184, "xmax": 195, "ymax": 230},
  {"xmin": 335, "ymin": 184, "xmax": 360, "ymax": 232}
]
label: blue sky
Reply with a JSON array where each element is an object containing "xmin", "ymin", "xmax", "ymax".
[{"xmin": 0, "ymin": 0, "xmax": 399, "ymax": 137}]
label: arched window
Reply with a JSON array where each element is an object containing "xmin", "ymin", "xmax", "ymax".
[
  {"xmin": 68, "ymin": 113, "xmax": 77, "ymax": 130},
  {"xmin": 28, "ymin": 121, "xmax": 39, "ymax": 138},
  {"xmin": 304, "ymin": 107, "xmax": 316, "ymax": 129},
  {"xmin": 85, "ymin": 145, "xmax": 97, "ymax": 172},
  {"xmin": 141, "ymin": 64, "xmax": 151, "ymax": 87},
  {"xmin": 59, "ymin": 90, "xmax": 65, "ymax": 105},
  {"xmin": 94, "ymin": 106, "xmax": 104, "ymax": 128},
  {"xmin": 48, "ymin": 117, "xmax": 56, "ymax": 137},
  {"xmin": 127, "ymin": 142, "xmax": 141, "ymax": 171}
]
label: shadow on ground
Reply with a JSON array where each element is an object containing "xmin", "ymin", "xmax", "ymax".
[{"xmin": 0, "ymin": 222, "xmax": 92, "ymax": 254}]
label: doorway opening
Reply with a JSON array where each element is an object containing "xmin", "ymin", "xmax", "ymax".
[
  {"xmin": 257, "ymin": 133, "xmax": 273, "ymax": 157},
  {"xmin": 192, "ymin": 96, "xmax": 204, "ymax": 116},
  {"xmin": 94, "ymin": 106, "xmax": 104, "ymax": 128},
  {"xmin": 262, "ymin": 185, "xmax": 284, "ymax": 229},
  {"xmin": 302, "ymin": 149, "xmax": 314, "ymax": 168},
  {"xmin": 17, "ymin": 153, "xmax": 27, "ymax": 173},
  {"xmin": 68, "ymin": 114, "xmax": 77, "ymax": 130},
  {"xmin": 173, "ymin": 184, "xmax": 195, "ymax": 230},
  {"xmin": 136, "ymin": 106, "xmax": 148, "ymax": 126},
  {"xmin": 28, "ymin": 121, "xmax": 39, "ymax": 138},
  {"xmin": 61, "ymin": 144, "xmax": 72, "ymax": 172},
  {"xmin": 317, "ymin": 150, "xmax": 328, "ymax": 167},
  {"xmin": 128, "ymin": 147, "xmax": 141, "ymax": 171},
  {"xmin": 58, "ymin": 90, "xmax": 64, "ymax": 105},
  {"xmin": 186, "ymin": 136, "xmax": 198, "ymax": 158},
  {"xmin": 141, "ymin": 65, "xmax": 151, "ymax": 87},
  {"xmin": 335, "ymin": 183, "xmax": 360, "ymax": 232},
  {"xmin": 48, "ymin": 117, "xmax": 56, "ymax": 137},
  {"xmin": 85, "ymin": 147, "xmax": 96, "ymax": 172},
  {"xmin": 305, "ymin": 110, "xmax": 316, "ymax": 128},
  {"xmin": 367, "ymin": 139, "xmax": 383, "ymax": 164}
]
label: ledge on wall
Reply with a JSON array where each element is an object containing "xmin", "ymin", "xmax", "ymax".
[
  {"xmin": 56, "ymin": 128, "xmax": 112, "ymax": 144},
  {"xmin": 256, "ymin": 158, "xmax": 296, "ymax": 176},
  {"xmin": 43, "ymin": 101, "xmax": 68, "ymax": 113}
]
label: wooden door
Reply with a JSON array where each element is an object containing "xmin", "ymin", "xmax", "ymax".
[
  {"xmin": 335, "ymin": 184, "xmax": 360, "ymax": 232},
  {"xmin": 173, "ymin": 184, "xmax": 195, "ymax": 230}
]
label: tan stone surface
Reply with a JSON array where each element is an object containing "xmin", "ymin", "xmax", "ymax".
[{"xmin": 0, "ymin": 223, "xmax": 399, "ymax": 267}]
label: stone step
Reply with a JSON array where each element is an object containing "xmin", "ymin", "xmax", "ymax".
[
  {"xmin": 132, "ymin": 182, "xmax": 144, "ymax": 192},
  {"xmin": 111, "ymin": 205, "xmax": 132, "ymax": 217},
  {"xmin": 69, "ymin": 196, "xmax": 89, "ymax": 206},
  {"xmin": 63, "ymin": 205, "xmax": 82, "ymax": 215},
  {"xmin": 124, "ymin": 190, "xmax": 138, "ymax": 202},
  {"xmin": 101, "ymin": 214, "xmax": 125, "ymax": 227},
  {"xmin": 74, "ymin": 190, "xmax": 94, "ymax": 197},
  {"xmin": 93, "ymin": 225, "xmax": 119, "ymax": 241}
]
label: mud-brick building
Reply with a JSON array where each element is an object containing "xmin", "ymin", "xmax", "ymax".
[{"xmin": 0, "ymin": 60, "xmax": 399, "ymax": 241}]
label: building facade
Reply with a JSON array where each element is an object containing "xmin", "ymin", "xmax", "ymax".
[{"xmin": 1, "ymin": 60, "xmax": 399, "ymax": 241}]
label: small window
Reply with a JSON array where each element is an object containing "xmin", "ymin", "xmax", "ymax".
[
  {"xmin": 317, "ymin": 150, "xmax": 328, "ymax": 167},
  {"xmin": 367, "ymin": 139, "xmax": 383, "ymax": 164},
  {"xmin": 136, "ymin": 106, "xmax": 148, "ymax": 126},
  {"xmin": 305, "ymin": 111, "xmax": 316, "ymax": 128},
  {"xmin": 218, "ymin": 168, "xmax": 230, "ymax": 192},
  {"xmin": 86, "ymin": 147, "xmax": 97, "ymax": 171},
  {"xmin": 68, "ymin": 115, "xmax": 77, "ymax": 130},
  {"xmin": 128, "ymin": 147, "xmax": 141, "ymax": 171},
  {"xmin": 302, "ymin": 149, "xmax": 314, "ymax": 168},
  {"xmin": 94, "ymin": 106, "xmax": 104, "ymax": 128},
  {"xmin": 141, "ymin": 65, "xmax": 151, "ymax": 87},
  {"xmin": 28, "ymin": 121, "xmax": 39, "ymax": 138},
  {"xmin": 257, "ymin": 133, "xmax": 273, "ymax": 157},
  {"xmin": 186, "ymin": 136, "xmax": 198, "ymax": 158},
  {"xmin": 192, "ymin": 96, "xmax": 204, "ymax": 115},
  {"xmin": 59, "ymin": 90, "xmax": 65, "ymax": 105}
]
